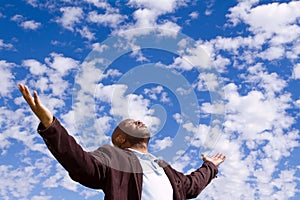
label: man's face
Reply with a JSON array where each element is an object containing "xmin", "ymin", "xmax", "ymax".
[{"xmin": 118, "ymin": 119, "xmax": 150, "ymax": 139}]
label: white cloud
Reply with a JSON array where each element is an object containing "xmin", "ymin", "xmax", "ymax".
[
  {"xmin": 22, "ymin": 59, "xmax": 48, "ymax": 75},
  {"xmin": 128, "ymin": 0, "xmax": 180, "ymax": 14},
  {"xmin": 195, "ymin": 72, "xmax": 219, "ymax": 92},
  {"xmin": 76, "ymin": 26, "xmax": 95, "ymax": 41},
  {"xmin": 150, "ymin": 136, "xmax": 173, "ymax": 151},
  {"xmin": 46, "ymin": 74, "xmax": 70, "ymax": 98},
  {"xmin": 173, "ymin": 113, "xmax": 183, "ymax": 124},
  {"xmin": 213, "ymin": 36, "xmax": 259, "ymax": 53},
  {"xmin": 79, "ymin": 189, "xmax": 100, "ymax": 199},
  {"xmin": 133, "ymin": 8, "xmax": 158, "ymax": 28},
  {"xmin": 35, "ymin": 77, "xmax": 50, "ymax": 93},
  {"xmin": 258, "ymin": 46, "xmax": 285, "ymax": 61},
  {"xmin": 224, "ymin": 84, "xmax": 291, "ymax": 136},
  {"xmin": 183, "ymin": 123, "xmax": 210, "ymax": 147},
  {"xmin": 203, "ymin": 36, "xmax": 266, "ymax": 68},
  {"xmin": 287, "ymin": 40, "xmax": 300, "ymax": 59},
  {"xmin": 227, "ymin": 1, "xmax": 300, "ymax": 46},
  {"xmin": 31, "ymin": 195, "xmax": 52, "ymax": 200},
  {"xmin": 43, "ymin": 163, "xmax": 78, "ymax": 191},
  {"xmin": 11, "ymin": 14, "xmax": 41, "ymax": 30},
  {"xmin": 212, "ymin": 55, "xmax": 231, "ymax": 71},
  {"xmin": 293, "ymin": 63, "xmax": 300, "ymax": 79},
  {"xmin": 160, "ymin": 92, "xmax": 170, "ymax": 103},
  {"xmin": 144, "ymin": 86, "xmax": 170, "ymax": 103},
  {"xmin": 245, "ymin": 2, "xmax": 300, "ymax": 34},
  {"xmin": 22, "ymin": 53, "xmax": 76, "ymax": 98},
  {"xmin": 144, "ymin": 85, "xmax": 164, "ymax": 100},
  {"xmin": 20, "ymin": 20, "xmax": 41, "ymax": 30},
  {"xmin": 271, "ymin": 169, "xmax": 298, "ymax": 199},
  {"xmin": 45, "ymin": 52, "xmax": 79, "ymax": 75},
  {"xmin": 57, "ymin": 7, "xmax": 83, "ymax": 31},
  {"xmin": 115, "ymin": 0, "xmax": 183, "ymax": 38},
  {"xmin": 11, "ymin": 14, "xmax": 24, "ymax": 22},
  {"xmin": 72, "ymin": 59, "xmax": 104, "ymax": 122},
  {"xmin": 170, "ymin": 42, "xmax": 212, "ymax": 70},
  {"xmin": 88, "ymin": 11, "xmax": 125, "ymax": 28},
  {"xmin": 218, "ymin": 68, "xmax": 299, "ymax": 200},
  {"xmin": 84, "ymin": 0, "xmax": 108, "ymax": 8},
  {"xmin": 94, "ymin": 116, "xmax": 113, "ymax": 135},
  {"xmin": 0, "ymin": 39, "xmax": 13, "ymax": 50},
  {"xmin": 295, "ymin": 99, "xmax": 300, "ymax": 108},
  {"xmin": 157, "ymin": 21, "xmax": 181, "ymax": 37},
  {"xmin": 84, "ymin": 0, "xmax": 118, "ymax": 12},
  {"xmin": 175, "ymin": 87, "xmax": 192, "ymax": 95},
  {"xmin": 171, "ymin": 151, "xmax": 192, "ymax": 172},
  {"xmin": 0, "ymin": 157, "xmax": 52, "ymax": 199},
  {"xmin": 201, "ymin": 126, "xmax": 299, "ymax": 199},
  {"xmin": 189, "ymin": 11, "xmax": 199, "ymax": 19},
  {"xmin": 99, "ymin": 69, "xmax": 122, "ymax": 80},
  {"xmin": 25, "ymin": 0, "xmax": 38, "ymax": 7},
  {"xmin": 200, "ymin": 102, "xmax": 225, "ymax": 115},
  {"xmin": 0, "ymin": 110, "xmax": 51, "ymax": 154},
  {"xmin": 94, "ymin": 83, "xmax": 160, "ymax": 133},
  {"xmin": 246, "ymin": 63, "xmax": 287, "ymax": 95},
  {"xmin": 91, "ymin": 42, "xmax": 109, "ymax": 53},
  {"xmin": 0, "ymin": 60, "xmax": 15, "ymax": 97},
  {"xmin": 94, "ymin": 83, "xmax": 127, "ymax": 103}
]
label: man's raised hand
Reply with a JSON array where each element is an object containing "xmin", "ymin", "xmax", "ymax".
[
  {"xmin": 18, "ymin": 84, "xmax": 53, "ymax": 128},
  {"xmin": 202, "ymin": 153, "xmax": 226, "ymax": 167}
]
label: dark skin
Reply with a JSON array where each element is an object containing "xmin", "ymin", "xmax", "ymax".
[{"xmin": 18, "ymin": 83, "xmax": 226, "ymax": 166}]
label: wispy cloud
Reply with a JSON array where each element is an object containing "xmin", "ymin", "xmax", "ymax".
[
  {"xmin": 0, "ymin": 39, "xmax": 13, "ymax": 50},
  {"xmin": 56, "ymin": 7, "xmax": 83, "ymax": 31}
]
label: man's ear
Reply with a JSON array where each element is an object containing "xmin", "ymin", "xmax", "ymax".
[{"xmin": 115, "ymin": 134, "xmax": 126, "ymax": 144}]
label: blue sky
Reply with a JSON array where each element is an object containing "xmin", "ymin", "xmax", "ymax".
[{"xmin": 0, "ymin": 0, "xmax": 300, "ymax": 199}]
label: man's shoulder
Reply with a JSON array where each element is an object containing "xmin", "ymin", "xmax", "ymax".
[
  {"xmin": 91, "ymin": 144, "xmax": 142, "ymax": 173},
  {"xmin": 92, "ymin": 144, "xmax": 137, "ymax": 161},
  {"xmin": 95, "ymin": 144, "xmax": 131, "ymax": 154}
]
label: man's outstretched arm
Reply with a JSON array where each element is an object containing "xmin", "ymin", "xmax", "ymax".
[
  {"xmin": 18, "ymin": 84, "xmax": 107, "ymax": 189},
  {"xmin": 184, "ymin": 153, "xmax": 226, "ymax": 198}
]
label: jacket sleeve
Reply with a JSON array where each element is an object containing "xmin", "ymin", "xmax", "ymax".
[
  {"xmin": 161, "ymin": 160, "xmax": 218, "ymax": 199},
  {"xmin": 184, "ymin": 161, "xmax": 218, "ymax": 198},
  {"xmin": 37, "ymin": 117, "xmax": 108, "ymax": 189}
]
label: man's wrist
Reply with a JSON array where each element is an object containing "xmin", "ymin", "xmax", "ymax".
[{"xmin": 41, "ymin": 115, "xmax": 54, "ymax": 128}]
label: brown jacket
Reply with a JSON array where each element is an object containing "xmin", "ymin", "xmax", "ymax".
[{"xmin": 38, "ymin": 117, "xmax": 218, "ymax": 200}]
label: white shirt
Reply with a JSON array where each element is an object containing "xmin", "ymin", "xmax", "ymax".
[{"xmin": 129, "ymin": 149, "xmax": 173, "ymax": 200}]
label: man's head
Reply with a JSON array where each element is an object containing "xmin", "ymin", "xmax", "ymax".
[{"xmin": 112, "ymin": 119, "xmax": 150, "ymax": 149}]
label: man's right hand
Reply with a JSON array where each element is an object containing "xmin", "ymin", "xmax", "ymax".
[{"xmin": 18, "ymin": 84, "xmax": 53, "ymax": 128}]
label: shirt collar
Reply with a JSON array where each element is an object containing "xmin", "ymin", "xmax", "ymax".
[{"xmin": 128, "ymin": 148, "xmax": 157, "ymax": 161}]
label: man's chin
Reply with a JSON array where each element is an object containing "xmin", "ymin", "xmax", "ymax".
[{"xmin": 129, "ymin": 131, "xmax": 150, "ymax": 139}]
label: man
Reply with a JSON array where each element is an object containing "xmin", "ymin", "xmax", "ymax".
[{"xmin": 18, "ymin": 83, "xmax": 226, "ymax": 200}]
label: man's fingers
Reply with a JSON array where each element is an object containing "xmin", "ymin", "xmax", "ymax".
[
  {"xmin": 214, "ymin": 153, "xmax": 226, "ymax": 161},
  {"xmin": 24, "ymin": 85, "xmax": 35, "ymax": 105},
  {"xmin": 18, "ymin": 84, "xmax": 35, "ymax": 107},
  {"xmin": 33, "ymin": 91, "xmax": 41, "ymax": 106}
]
